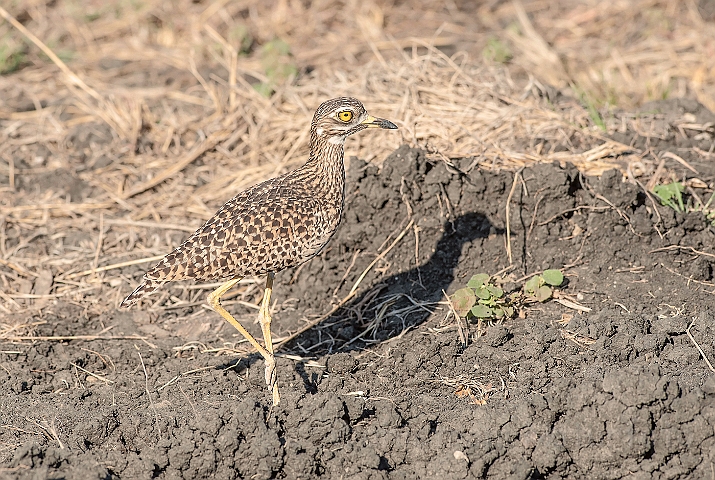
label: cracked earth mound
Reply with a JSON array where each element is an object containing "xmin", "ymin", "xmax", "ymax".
[{"xmin": 3, "ymin": 136, "xmax": 715, "ymax": 478}]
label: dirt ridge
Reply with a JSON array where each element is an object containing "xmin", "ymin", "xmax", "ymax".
[{"xmin": 2, "ymin": 140, "xmax": 715, "ymax": 478}]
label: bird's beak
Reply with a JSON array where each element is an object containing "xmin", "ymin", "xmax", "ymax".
[{"xmin": 361, "ymin": 115, "xmax": 398, "ymax": 129}]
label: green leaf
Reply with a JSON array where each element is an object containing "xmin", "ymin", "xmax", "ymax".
[
  {"xmin": 535, "ymin": 285, "xmax": 552, "ymax": 302},
  {"xmin": 451, "ymin": 288, "xmax": 477, "ymax": 317},
  {"xmin": 467, "ymin": 273, "xmax": 490, "ymax": 289},
  {"xmin": 470, "ymin": 304, "xmax": 493, "ymax": 318},
  {"xmin": 542, "ymin": 269, "xmax": 564, "ymax": 286},
  {"xmin": 486, "ymin": 285, "xmax": 504, "ymax": 298},
  {"xmin": 479, "ymin": 297, "xmax": 496, "ymax": 307},
  {"xmin": 524, "ymin": 276, "xmax": 541, "ymax": 293},
  {"xmin": 493, "ymin": 307, "xmax": 504, "ymax": 318},
  {"xmin": 503, "ymin": 306, "xmax": 514, "ymax": 317},
  {"xmin": 652, "ymin": 182, "xmax": 685, "ymax": 212},
  {"xmin": 475, "ymin": 286, "xmax": 492, "ymax": 300}
]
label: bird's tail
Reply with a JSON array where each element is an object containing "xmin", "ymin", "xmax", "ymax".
[{"xmin": 120, "ymin": 279, "xmax": 162, "ymax": 308}]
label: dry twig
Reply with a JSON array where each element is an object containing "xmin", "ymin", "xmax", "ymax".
[{"xmin": 686, "ymin": 316, "xmax": 715, "ymax": 374}]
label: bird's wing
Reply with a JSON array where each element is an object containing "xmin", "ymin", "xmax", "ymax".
[{"xmin": 142, "ymin": 179, "xmax": 321, "ymax": 282}]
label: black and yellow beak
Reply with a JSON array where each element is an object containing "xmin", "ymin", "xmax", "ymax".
[{"xmin": 361, "ymin": 115, "xmax": 398, "ymax": 129}]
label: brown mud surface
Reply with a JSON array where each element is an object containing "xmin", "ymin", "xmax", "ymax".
[{"xmin": 3, "ymin": 102, "xmax": 715, "ymax": 479}]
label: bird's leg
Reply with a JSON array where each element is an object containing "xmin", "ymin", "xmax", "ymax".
[
  {"xmin": 258, "ymin": 272, "xmax": 280, "ymax": 406},
  {"xmin": 208, "ymin": 280, "xmax": 280, "ymax": 405}
]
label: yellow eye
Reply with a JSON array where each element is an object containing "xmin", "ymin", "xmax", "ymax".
[{"xmin": 338, "ymin": 111, "xmax": 353, "ymax": 122}]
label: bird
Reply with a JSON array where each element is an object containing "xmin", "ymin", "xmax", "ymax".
[{"xmin": 121, "ymin": 97, "xmax": 398, "ymax": 405}]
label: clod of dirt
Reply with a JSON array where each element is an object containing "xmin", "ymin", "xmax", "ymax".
[
  {"xmin": 483, "ymin": 324, "xmax": 511, "ymax": 347},
  {"xmin": 326, "ymin": 352, "xmax": 358, "ymax": 374}
]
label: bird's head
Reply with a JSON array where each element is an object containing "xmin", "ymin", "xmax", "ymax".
[{"xmin": 310, "ymin": 97, "xmax": 397, "ymax": 146}]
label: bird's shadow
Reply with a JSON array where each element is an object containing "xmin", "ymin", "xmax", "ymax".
[{"xmin": 217, "ymin": 211, "xmax": 499, "ymax": 394}]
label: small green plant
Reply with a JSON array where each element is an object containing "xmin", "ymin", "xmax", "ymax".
[
  {"xmin": 652, "ymin": 181, "xmax": 685, "ymax": 212},
  {"xmin": 482, "ymin": 37, "xmax": 512, "ymax": 64},
  {"xmin": 652, "ymin": 180, "xmax": 715, "ymax": 226},
  {"xmin": 0, "ymin": 38, "xmax": 26, "ymax": 75},
  {"xmin": 228, "ymin": 25, "xmax": 253, "ymax": 55},
  {"xmin": 579, "ymin": 90, "xmax": 606, "ymax": 131},
  {"xmin": 255, "ymin": 38, "xmax": 298, "ymax": 97},
  {"xmin": 452, "ymin": 273, "xmax": 515, "ymax": 319},
  {"xmin": 450, "ymin": 269, "xmax": 565, "ymax": 322},
  {"xmin": 524, "ymin": 269, "xmax": 564, "ymax": 302}
]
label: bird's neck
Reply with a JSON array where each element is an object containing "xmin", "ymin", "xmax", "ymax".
[{"xmin": 305, "ymin": 134, "xmax": 346, "ymax": 200}]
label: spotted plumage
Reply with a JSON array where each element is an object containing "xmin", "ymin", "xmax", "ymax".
[{"xmin": 121, "ymin": 97, "xmax": 397, "ymax": 307}]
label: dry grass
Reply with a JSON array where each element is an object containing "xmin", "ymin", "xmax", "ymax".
[
  {"xmin": 491, "ymin": 1, "xmax": 715, "ymax": 111},
  {"xmin": 0, "ymin": 0, "xmax": 713, "ymax": 321},
  {"xmin": 438, "ymin": 373, "xmax": 507, "ymax": 405}
]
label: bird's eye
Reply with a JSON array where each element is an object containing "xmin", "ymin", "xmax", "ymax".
[{"xmin": 338, "ymin": 111, "xmax": 353, "ymax": 122}]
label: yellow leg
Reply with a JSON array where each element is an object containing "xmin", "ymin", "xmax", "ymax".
[
  {"xmin": 258, "ymin": 272, "xmax": 280, "ymax": 405},
  {"xmin": 207, "ymin": 278, "xmax": 280, "ymax": 405}
]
